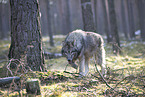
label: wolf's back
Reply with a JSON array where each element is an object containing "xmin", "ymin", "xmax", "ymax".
[
  {"xmin": 65, "ymin": 30, "xmax": 85, "ymax": 41},
  {"xmin": 64, "ymin": 29, "xmax": 104, "ymax": 52},
  {"xmin": 65, "ymin": 30, "xmax": 86, "ymax": 50}
]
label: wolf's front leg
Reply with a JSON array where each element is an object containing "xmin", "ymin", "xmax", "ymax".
[
  {"xmin": 84, "ymin": 58, "xmax": 89, "ymax": 76},
  {"xmin": 101, "ymin": 63, "xmax": 106, "ymax": 76},
  {"xmin": 79, "ymin": 55, "xmax": 85, "ymax": 76},
  {"xmin": 70, "ymin": 63, "xmax": 78, "ymax": 69}
]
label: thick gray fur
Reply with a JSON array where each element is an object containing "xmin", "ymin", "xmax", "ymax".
[{"xmin": 62, "ymin": 30, "xmax": 106, "ymax": 77}]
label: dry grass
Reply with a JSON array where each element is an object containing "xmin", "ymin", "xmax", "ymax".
[{"xmin": 0, "ymin": 36, "xmax": 145, "ymax": 96}]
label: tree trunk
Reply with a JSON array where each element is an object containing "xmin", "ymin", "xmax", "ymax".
[
  {"xmin": 61, "ymin": 0, "xmax": 71, "ymax": 34},
  {"xmin": 108, "ymin": 0, "xmax": 121, "ymax": 55},
  {"xmin": 26, "ymin": 79, "xmax": 41, "ymax": 95},
  {"xmin": 136, "ymin": 0, "xmax": 145, "ymax": 40},
  {"xmin": 102, "ymin": 0, "xmax": 111, "ymax": 43},
  {"xmin": 93, "ymin": 0, "xmax": 97, "ymax": 32},
  {"xmin": 69, "ymin": 0, "xmax": 83, "ymax": 31},
  {"xmin": 8, "ymin": 0, "xmax": 45, "ymax": 71},
  {"xmin": 0, "ymin": 3, "xmax": 2, "ymax": 39},
  {"xmin": 46, "ymin": 0, "xmax": 54, "ymax": 46},
  {"xmin": 0, "ymin": 2, "xmax": 10, "ymax": 39},
  {"xmin": 81, "ymin": 0, "xmax": 96, "ymax": 32},
  {"xmin": 39, "ymin": 0, "xmax": 49, "ymax": 36},
  {"xmin": 127, "ymin": 0, "xmax": 135, "ymax": 39},
  {"xmin": 121, "ymin": 0, "xmax": 129, "ymax": 40},
  {"xmin": 124, "ymin": 0, "xmax": 131, "ymax": 40}
]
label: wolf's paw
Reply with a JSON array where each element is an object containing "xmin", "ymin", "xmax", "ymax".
[
  {"xmin": 78, "ymin": 72, "xmax": 86, "ymax": 78},
  {"xmin": 70, "ymin": 63, "xmax": 78, "ymax": 69}
]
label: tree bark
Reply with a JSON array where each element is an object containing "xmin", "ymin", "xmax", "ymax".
[
  {"xmin": 8, "ymin": 0, "xmax": 45, "ymax": 71},
  {"xmin": 81, "ymin": 0, "xmax": 96, "ymax": 32}
]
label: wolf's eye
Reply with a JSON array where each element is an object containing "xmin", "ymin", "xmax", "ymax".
[
  {"xmin": 64, "ymin": 52, "xmax": 68, "ymax": 55},
  {"xmin": 62, "ymin": 51, "xmax": 67, "ymax": 56}
]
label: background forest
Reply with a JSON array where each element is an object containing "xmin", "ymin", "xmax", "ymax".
[{"xmin": 0, "ymin": 0, "xmax": 145, "ymax": 96}]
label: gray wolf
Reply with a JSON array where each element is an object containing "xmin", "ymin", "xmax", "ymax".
[{"xmin": 61, "ymin": 30, "xmax": 106, "ymax": 77}]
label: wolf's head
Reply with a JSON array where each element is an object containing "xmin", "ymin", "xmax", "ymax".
[{"xmin": 61, "ymin": 41, "xmax": 79, "ymax": 64}]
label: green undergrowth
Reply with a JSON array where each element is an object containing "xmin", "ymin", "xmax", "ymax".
[{"xmin": 0, "ymin": 36, "xmax": 145, "ymax": 97}]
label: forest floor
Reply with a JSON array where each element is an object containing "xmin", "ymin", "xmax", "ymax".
[{"xmin": 0, "ymin": 35, "xmax": 145, "ymax": 97}]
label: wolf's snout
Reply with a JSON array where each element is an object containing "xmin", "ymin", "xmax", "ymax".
[
  {"xmin": 67, "ymin": 59, "xmax": 72, "ymax": 64},
  {"xmin": 67, "ymin": 59, "xmax": 71, "ymax": 62},
  {"xmin": 67, "ymin": 59, "xmax": 71, "ymax": 61}
]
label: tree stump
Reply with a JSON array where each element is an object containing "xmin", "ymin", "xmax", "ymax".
[{"xmin": 26, "ymin": 79, "xmax": 41, "ymax": 95}]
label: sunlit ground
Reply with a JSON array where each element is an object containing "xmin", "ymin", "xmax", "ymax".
[{"xmin": 0, "ymin": 35, "xmax": 145, "ymax": 96}]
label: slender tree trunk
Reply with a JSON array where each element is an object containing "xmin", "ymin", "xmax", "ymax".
[
  {"xmin": 127, "ymin": 0, "xmax": 135, "ymax": 39},
  {"xmin": 0, "ymin": 2, "xmax": 10, "ymax": 39},
  {"xmin": 108, "ymin": 0, "xmax": 121, "ymax": 55},
  {"xmin": 121, "ymin": 0, "xmax": 129, "ymax": 40},
  {"xmin": 69, "ymin": 0, "xmax": 83, "ymax": 31},
  {"xmin": 61, "ymin": 0, "xmax": 71, "ymax": 34},
  {"xmin": 93, "ymin": 0, "xmax": 97, "ymax": 32},
  {"xmin": 136, "ymin": 0, "xmax": 145, "ymax": 40},
  {"xmin": 46, "ymin": 0, "xmax": 54, "ymax": 46},
  {"xmin": 0, "ymin": 3, "xmax": 2, "ymax": 39},
  {"xmin": 81, "ymin": 0, "xmax": 96, "ymax": 32},
  {"xmin": 124, "ymin": 0, "xmax": 131, "ymax": 40},
  {"xmin": 9, "ymin": 0, "xmax": 45, "ymax": 71},
  {"xmin": 102, "ymin": 0, "xmax": 111, "ymax": 43},
  {"xmin": 39, "ymin": 0, "xmax": 49, "ymax": 36}
]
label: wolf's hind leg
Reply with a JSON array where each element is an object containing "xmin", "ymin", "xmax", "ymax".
[{"xmin": 96, "ymin": 48, "xmax": 106, "ymax": 76}]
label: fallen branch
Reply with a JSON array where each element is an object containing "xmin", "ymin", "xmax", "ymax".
[
  {"xmin": 0, "ymin": 60, "xmax": 7, "ymax": 63},
  {"xmin": 0, "ymin": 76, "xmax": 20, "ymax": 86},
  {"xmin": 94, "ymin": 63, "xmax": 115, "ymax": 90},
  {"xmin": 63, "ymin": 71, "xmax": 80, "ymax": 77},
  {"xmin": 92, "ymin": 56, "xmax": 115, "ymax": 90},
  {"xmin": 114, "ymin": 75, "xmax": 135, "ymax": 88}
]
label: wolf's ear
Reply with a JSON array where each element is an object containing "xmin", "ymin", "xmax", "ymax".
[
  {"xmin": 97, "ymin": 38, "xmax": 101, "ymax": 47},
  {"xmin": 62, "ymin": 41, "xmax": 65, "ymax": 46}
]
